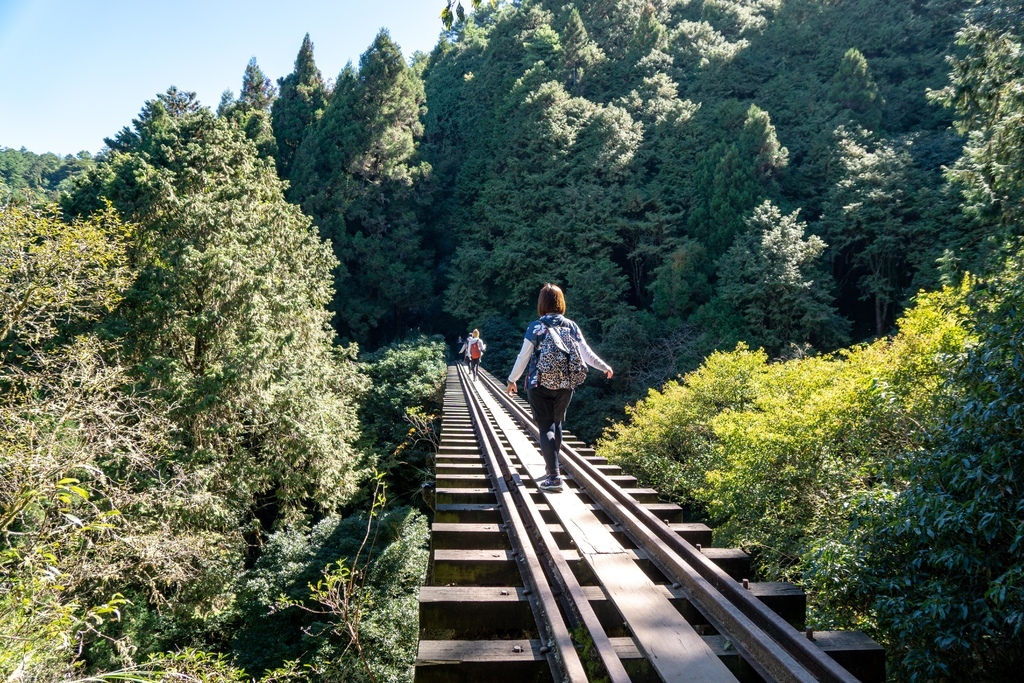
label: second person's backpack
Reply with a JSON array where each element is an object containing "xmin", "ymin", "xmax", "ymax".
[{"xmin": 535, "ymin": 323, "xmax": 587, "ymax": 390}]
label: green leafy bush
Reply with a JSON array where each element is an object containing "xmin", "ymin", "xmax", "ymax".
[
  {"xmin": 599, "ymin": 283, "xmax": 970, "ymax": 582},
  {"xmin": 847, "ymin": 250, "xmax": 1024, "ymax": 679},
  {"xmin": 233, "ymin": 506, "xmax": 429, "ymax": 682},
  {"xmin": 360, "ymin": 336, "xmax": 447, "ymax": 504}
]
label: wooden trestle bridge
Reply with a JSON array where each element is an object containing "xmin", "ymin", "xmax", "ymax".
[{"xmin": 414, "ymin": 365, "xmax": 884, "ymax": 683}]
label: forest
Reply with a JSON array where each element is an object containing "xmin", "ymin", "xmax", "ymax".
[{"xmin": 2, "ymin": 0, "xmax": 1022, "ymax": 680}]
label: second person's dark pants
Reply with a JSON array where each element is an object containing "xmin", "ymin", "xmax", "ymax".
[{"xmin": 526, "ymin": 385, "xmax": 573, "ymax": 477}]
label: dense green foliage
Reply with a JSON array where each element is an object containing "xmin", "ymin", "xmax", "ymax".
[
  {"xmin": 288, "ymin": 31, "xmax": 435, "ymax": 347},
  {"xmin": 598, "ymin": 2, "xmax": 1024, "ymax": 678},
  {"xmin": 937, "ymin": 0, "xmax": 1024, "ymax": 232},
  {"xmin": 272, "ymin": 35, "xmax": 329, "ymax": 180},
  {"xmin": 359, "ymin": 336, "xmax": 448, "ymax": 505},
  {"xmin": 845, "ymin": 6, "xmax": 1024, "ymax": 677},
  {"xmin": 234, "ymin": 506, "xmax": 429, "ymax": 682},
  {"xmin": 1, "ymin": 204, "xmax": 151, "ymax": 679},
  {"xmin": 218, "ymin": 57, "xmax": 280, "ymax": 162},
  {"xmin": 2, "ymin": 84, "xmax": 438, "ymax": 679},
  {"xmin": 697, "ymin": 199, "xmax": 848, "ymax": 352},
  {"xmin": 599, "ymin": 285, "xmax": 970, "ymax": 576},
  {"xmin": 65, "ymin": 87, "xmax": 368, "ymax": 521},
  {"xmin": 5, "ymin": 0, "xmax": 1024, "ymax": 679},
  {"xmin": 0, "ymin": 147, "xmax": 94, "ymax": 204},
  {"xmin": 839, "ymin": 253, "xmax": 1024, "ymax": 681}
]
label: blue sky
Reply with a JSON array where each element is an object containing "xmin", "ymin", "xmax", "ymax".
[{"xmin": 0, "ymin": 0, "xmax": 449, "ymax": 156}]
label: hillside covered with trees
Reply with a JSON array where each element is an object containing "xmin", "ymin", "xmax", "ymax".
[
  {"xmin": 270, "ymin": 0, "xmax": 996, "ymax": 442},
  {"xmin": 3, "ymin": 0, "xmax": 1023, "ymax": 680}
]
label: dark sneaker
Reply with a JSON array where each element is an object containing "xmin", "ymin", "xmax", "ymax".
[{"xmin": 537, "ymin": 475, "xmax": 563, "ymax": 492}]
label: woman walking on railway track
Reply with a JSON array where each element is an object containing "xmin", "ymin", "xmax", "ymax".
[{"xmin": 506, "ymin": 283, "xmax": 613, "ymax": 492}]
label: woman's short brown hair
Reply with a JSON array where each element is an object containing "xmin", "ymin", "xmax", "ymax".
[{"xmin": 537, "ymin": 283, "xmax": 566, "ymax": 316}]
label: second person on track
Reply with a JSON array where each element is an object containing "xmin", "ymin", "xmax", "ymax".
[{"xmin": 460, "ymin": 329, "xmax": 486, "ymax": 380}]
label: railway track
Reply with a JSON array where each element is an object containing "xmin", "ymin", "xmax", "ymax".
[{"xmin": 415, "ymin": 365, "xmax": 884, "ymax": 683}]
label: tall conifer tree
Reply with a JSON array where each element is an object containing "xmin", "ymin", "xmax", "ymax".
[
  {"xmin": 936, "ymin": 0, "xmax": 1024, "ymax": 230},
  {"xmin": 738, "ymin": 104, "xmax": 788, "ymax": 179},
  {"xmin": 240, "ymin": 56, "xmax": 275, "ymax": 112},
  {"xmin": 687, "ymin": 104, "xmax": 787, "ymax": 258},
  {"xmin": 821, "ymin": 128, "xmax": 926, "ymax": 334},
  {"xmin": 272, "ymin": 34, "xmax": 329, "ymax": 180},
  {"xmin": 701, "ymin": 200, "xmax": 847, "ymax": 352},
  {"xmin": 629, "ymin": 2, "xmax": 668, "ymax": 60},
  {"xmin": 290, "ymin": 30, "xmax": 433, "ymax": 346},
  {"xmin": 217, "ymin": 59, "xmax": 278, "ymax": 160},
  {"xmin": 687, "ymin": 141, "xmax": 762, "ymax": 257},
  {"xmin": 561, "ymin": 7, "xmax": 604, "ymax": 93},
  {"xmin": 829, "ymin": 48, "xmax": 885, "ymax": 130}
]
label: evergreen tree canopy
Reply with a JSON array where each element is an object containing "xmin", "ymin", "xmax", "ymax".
[
  {"xmin": 0, "ymin": 148, "xmax": 94, "ymax": 205},
  {"xmin": 702, "ymin": 200, "xmax": 847, "ymax": 353},
  {"xmin": 0, "ymin": 204, "xmax": 130, "ymax": 354},
  {"xmin": 240, "ymin": 56, "xmax": 276, "ymax": 112},
  {"xmin": 64, "ymin": 88, "xmax": 367, "ymax": 521},
  {"xmin": 829, "ymin": 48, "xmax": 885, "ymax": 130},
  {"xmin": 290, "ymin": 30, "xmax": 433, "ymax": 347},
  {"xmin": 272, "ymin": 34, "xmax": 330, "ymax": 179},
  {"xmin": 218, "ymin": 58, "xmax": 279, "ymax": 161},
  {"xmin": 935, "ymin": 0, "xmax": 1024, "ymax": 230},
  {"xmin": 854, "ymin": 252, "xmax": 1024, "ymax": 680},
  {"xmin": 821, "ymin": 127, "xmax": 929, "ymax": 335},
  {"xmin": 561, "ymin": 7, "xmax": 605, "ymax": 93}
]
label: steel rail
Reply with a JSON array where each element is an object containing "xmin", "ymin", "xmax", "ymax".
[
  {"xmin": 478, "ymin": 370, "xmax": 861, "ymax": 683},
  {"xmin": 455, "ymin": 364, "xmax": 590, "ymax": 682},
  {"xmin": 466, "ymin": 371, "xmax": 636, "ymax": 683},
  {"xmin": 458, "ymin": 365, "xmax": 633, "ymax": 683}
]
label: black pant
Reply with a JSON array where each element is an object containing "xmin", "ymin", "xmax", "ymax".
[
  {"xmin": 526, "ymin": 385, "xmax": 573, "ymax": 477},
  {"xmin": 468, "ymin": 357, "xmax": 480, "ymax": 379}
]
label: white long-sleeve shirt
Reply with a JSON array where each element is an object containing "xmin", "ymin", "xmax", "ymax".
[{"xmin": 460, "ymin": 337, "xmax": 485, "ymax": 358}]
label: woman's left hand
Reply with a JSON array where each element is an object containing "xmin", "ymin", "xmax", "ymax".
[
  {"xmin": 605, "ymin": 369, "xmax": 613, "ymax": 379},
  {"xmin": 506, "ymin": 381, "xmax": 518, "ymax": 395}
]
